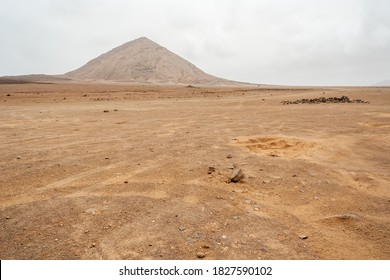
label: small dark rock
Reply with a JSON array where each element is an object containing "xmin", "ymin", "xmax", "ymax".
[
  {"xmin": 227, "ymin": 154, "xmax": 233, "ymax": 159},
  {"xmin": 103, "ymin": 110, "xmax": 109, "ymax": 113},
  {"xmin": 208, "ymin": 166, "xmax": 216, "ymax": 174},
  {"xmin": 299, "ymin": 235, "xmax": 308, "ymax": 240},
  {"xmin": 334, "ymin": 213, "xmax": 361, "ymax": 221}
]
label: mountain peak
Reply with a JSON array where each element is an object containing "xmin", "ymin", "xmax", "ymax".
[
  {"xmin": 135, "ymin": 36, "xmax": 151, "ymax": 41},
  {"xmin": 128, "ymin": 36, "xmax": 157, "ymax": 45},
  {"xmin": 64, "ymin": 37, "xmax": 238, "ymax": 85}
]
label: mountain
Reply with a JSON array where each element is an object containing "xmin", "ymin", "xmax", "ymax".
[{"xmin": 65, "ymin": 37, "xmax": 241, "ymax": 85}]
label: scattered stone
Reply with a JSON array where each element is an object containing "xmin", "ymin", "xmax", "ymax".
[
  {"xmin": 91, "ymin": 243, "xmax": 96, "ymax": 248},
  {"xmin": 227, "ymin": 154, "xmax": 233, "ymax": 159},
  {"xmin": 229, "ymin": 169, "xmax": 244, "ymax": 183},
  {"xmin": 282, "ymin": 96, "xmax": 369, "ymax": 105},
  {"xmin": 226, "ymin": 164, "xmax": 235, "ymax": 169},
  {"xmin": 232, "ymin": 189, "xmax": 247, "ymax": 193},
  {"xmin": 16, "ymin": 156, "xmax": 21, "ymax": 159},
  {"xmin": 5, "ymin": 216, "xmax": 10, "ymax": 220},
  {"xmin": 103, "ymin": 110, "xmax": 109, "ymax": 113},
  {"xmin": 124, "ymin": 181, "xmax": 128, "ymax": 184},
  {"xmin": 85, "ymin": 208, "xmax": 98, "ymax": 215},
  {"xmin": 201, "ymin": 245, "xmax": 210, "ymax": 249},
  {"xmin": 105, "ymin": 157, "xmax": 110, "ymax": 159},
  {"xmin": 6, "ymin": 94, "xmax": 11, "ymax": 96},
  {"xmin": 178, "ymin": 225, "xmax": 186, "ymax": 231},
  {"xmin": 299, "ymin": 235, "xmax": 308, "ymax": 240},
  {"xmin": 197, "ymin": 252, "xmax": 205, "ymax": 258},
  {"xmin": 114, "ymin": 109, "xmax": 118, "ymax": 111},
  {"xmin": 263, "ymin": 179, "xmax": 271, "ymax": 184},
  {"xmin": 253, "ymin": 207, "xmax": 260, "ymax": 211},
  {"xmin": 208, "ymin": 166, "xmax": 216, "ymax": 174},
  {"xmin": 260, "ymin": 245, "xmax": 269, "ymax": 252}
]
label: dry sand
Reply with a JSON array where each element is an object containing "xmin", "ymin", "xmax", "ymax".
[{"xmin": 0, "ymin": 83, "xmax": 389, "ymax": 259}]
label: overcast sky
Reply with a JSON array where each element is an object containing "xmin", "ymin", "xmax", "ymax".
[{"xmin": 1, "ymin": 0, "xmax": 389, "ymax": 85}]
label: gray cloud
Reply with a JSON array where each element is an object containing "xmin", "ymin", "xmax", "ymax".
[{"xmin": 1, "ymin": 0, "xmax": 389, "ymax": 85}]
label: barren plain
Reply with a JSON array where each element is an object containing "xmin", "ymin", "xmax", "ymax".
[{"xmin": 0, "ymin": 83, "xmax": 389, "ymax": 259}]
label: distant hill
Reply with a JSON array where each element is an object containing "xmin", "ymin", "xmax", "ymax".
[
  {"xmin": 64, "ymin": 37, "xmax": 244, "ymax": 85},
  {"xmin": 0, "ymin": 74, "xmax": 71, "ymax": 84},
  {"xmin": 374, "ymin": 80, "xmax": 390, "ymax": 86}
]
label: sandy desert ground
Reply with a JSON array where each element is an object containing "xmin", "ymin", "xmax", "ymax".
[{"xmin": 0, "ymin": 83, "xmax": 389, "ymax": 259}]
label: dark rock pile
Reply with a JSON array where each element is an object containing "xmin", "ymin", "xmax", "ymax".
[{"xmin": 282, "ymin": 96, "xmax": 368, "ymax": 105}]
